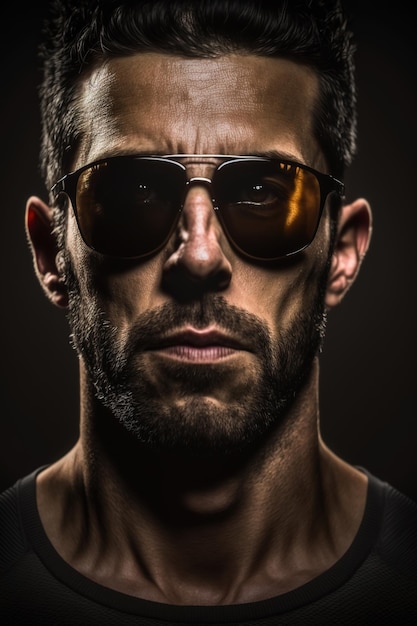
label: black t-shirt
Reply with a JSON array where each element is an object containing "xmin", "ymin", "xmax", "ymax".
[{"xmin": 1, "ymin": 467, "xmax": 416, "ymax": 625}]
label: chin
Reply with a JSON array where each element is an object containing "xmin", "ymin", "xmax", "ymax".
[{"xmin": 100, "ymin": 380, "xmax": 290, "ymax": 457}]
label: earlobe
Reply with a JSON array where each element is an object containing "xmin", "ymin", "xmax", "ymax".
[
  {"xmin": 25, "ymin": 196, "xmax": 68, "ymax": 308},
  {"xmin": 325, "ymin": 198, "xmax": 372, "ymax": 309}
]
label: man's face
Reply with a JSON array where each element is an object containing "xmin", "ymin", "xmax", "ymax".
[{"xmin": 63, "ymin": 53, "xmax": 333, "ymax": 454}]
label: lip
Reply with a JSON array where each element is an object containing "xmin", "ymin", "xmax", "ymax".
[{"xmin": 146, "ymin": 327, "xmax": 250, "ymax": 362}]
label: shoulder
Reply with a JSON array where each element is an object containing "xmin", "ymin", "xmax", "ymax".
[
  {"xmin": 312, "ymin": 471, "xmax": 417, "ymax": 621},
  {"xmin": 345, "ymin": 472, "xmax": 417, "ymax": 618},
  {"xmin": 374, "ymin": 475, "xmax": 417, "ymax": 577},
  {"xmin": 0, "ymin": 468, "xmax": 46, "ymax": 576},
  {"xmin": 0, "ymin": 479, "xmax": 28, "ymax": 573},
  {"xmin": 0, "ymin": 469, "xmax": 50, "ymax": 616}
]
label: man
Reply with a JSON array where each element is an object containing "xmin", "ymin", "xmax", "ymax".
[{"xmin": 1, "ymin": 0, "xmax": 416, "ymax": 622}]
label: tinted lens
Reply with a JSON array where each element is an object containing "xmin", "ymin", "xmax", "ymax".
[
  {"xmin": 214, "ymin": 160, "xmax": 322, "ymax": 259},
  {"xmin": 74, "ymin": 158, "xmax": 184, "ymax": 257}
]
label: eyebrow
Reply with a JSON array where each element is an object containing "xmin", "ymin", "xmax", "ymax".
[
  {"xmin": 89, "ymin": 148, "xmax": 154, "ymax": 161},
  {"xmin": 249, "ymin": 149, "xmax": 306, "ymax": 163},
  {"xmin": 88, "ymin": 148, "xmax": 305, "ymax": 163}
]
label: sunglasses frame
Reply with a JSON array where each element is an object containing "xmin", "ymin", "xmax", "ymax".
[{"xmin": 51, "ymin": 154, "xmax": 345, "ymax": 261}]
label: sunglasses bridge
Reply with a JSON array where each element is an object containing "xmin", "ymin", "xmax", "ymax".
[{"xmin": 182, "ymin": 176, "xmax": 220, "ymax": 210}]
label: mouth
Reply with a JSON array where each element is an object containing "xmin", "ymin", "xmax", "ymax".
[{"xmin": 146, "ymin": 327, "xmax": 250, "ymax": 363}]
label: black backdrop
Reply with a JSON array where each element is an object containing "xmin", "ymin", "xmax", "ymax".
[{"xmin": 0, "ymin": 3, "xmax": 416, "ymax": 500}]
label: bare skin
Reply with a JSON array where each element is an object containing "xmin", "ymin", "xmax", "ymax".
[{"xmin": 27, "ymin": 53, "xmax": 372, "ymax": 605}]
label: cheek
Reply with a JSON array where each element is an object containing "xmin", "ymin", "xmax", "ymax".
[
  {"xmin": 96, "ymin": 265, "xmax": 161, "ymax": 326},
  {"xmin": 67, "ymin": 221, "xmax": 166, "ymax": 330},
  {"xmin": 231, "ymin": 263, "xmax": 303, "ymax": 327},
  {"xmin": 232, "ymin": 230, "xmax": 330, "ymax": 338}
]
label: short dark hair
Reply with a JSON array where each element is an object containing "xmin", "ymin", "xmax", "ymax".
[{"xmin": 39, "ymin": 0, "xmax": 356, "ymax": 197}]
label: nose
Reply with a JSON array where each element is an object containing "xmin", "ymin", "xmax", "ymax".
[{"xmin": 162, "ymin": 183, "xmax": 232, "ymax": 298}]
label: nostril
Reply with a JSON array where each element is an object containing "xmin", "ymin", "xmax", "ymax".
[
  {"xmin": 215, "ymin": 267, "xmax": 232, "ymax": 291},
  {"xmin": 162, "ymin": 261, "xmax": 231, "ymax": 301}
]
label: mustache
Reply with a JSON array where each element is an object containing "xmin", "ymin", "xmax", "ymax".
[{"xmin": 124, "ymin": 294, "xmax": 273, "ymax": 357}]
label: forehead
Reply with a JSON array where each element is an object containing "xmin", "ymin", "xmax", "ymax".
[{"xmin": 75, "ymin": 52, "xmax": 322, "ymax": 168}]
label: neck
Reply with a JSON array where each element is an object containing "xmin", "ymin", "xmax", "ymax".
[
  {"xmin": 78, "ymin": 357, "xmax": 320, "ymax": 513},
  {"xmin": 36, "ymin": 359, "xmax": 368, "ymax": 604}
]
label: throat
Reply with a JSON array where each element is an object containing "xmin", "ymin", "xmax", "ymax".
[{"xmin": 34, "ymin": 432, "xmax": 368, "ymax": 605}]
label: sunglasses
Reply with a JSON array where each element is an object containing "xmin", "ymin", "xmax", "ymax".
[{"xmin": 51, "ymin": 154, "xmax": 344, "ymax": 261}]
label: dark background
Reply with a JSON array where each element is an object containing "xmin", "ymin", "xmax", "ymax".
[{"xmin": 0, "ymin": 3, "xmax": 416, "ymax": 500}]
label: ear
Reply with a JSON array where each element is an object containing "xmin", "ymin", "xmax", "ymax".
[
  {"xmin": 325, "ymin": 197, "xmax": 372, "ymax": 309},
  {"xmin": 25, "ymin": 196, "xmax": 68, "ymax": 308}
]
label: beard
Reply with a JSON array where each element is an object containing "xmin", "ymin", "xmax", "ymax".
[{"xmin": 63, "ymin": 255, "xmax": 329, "ymax": 456}]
